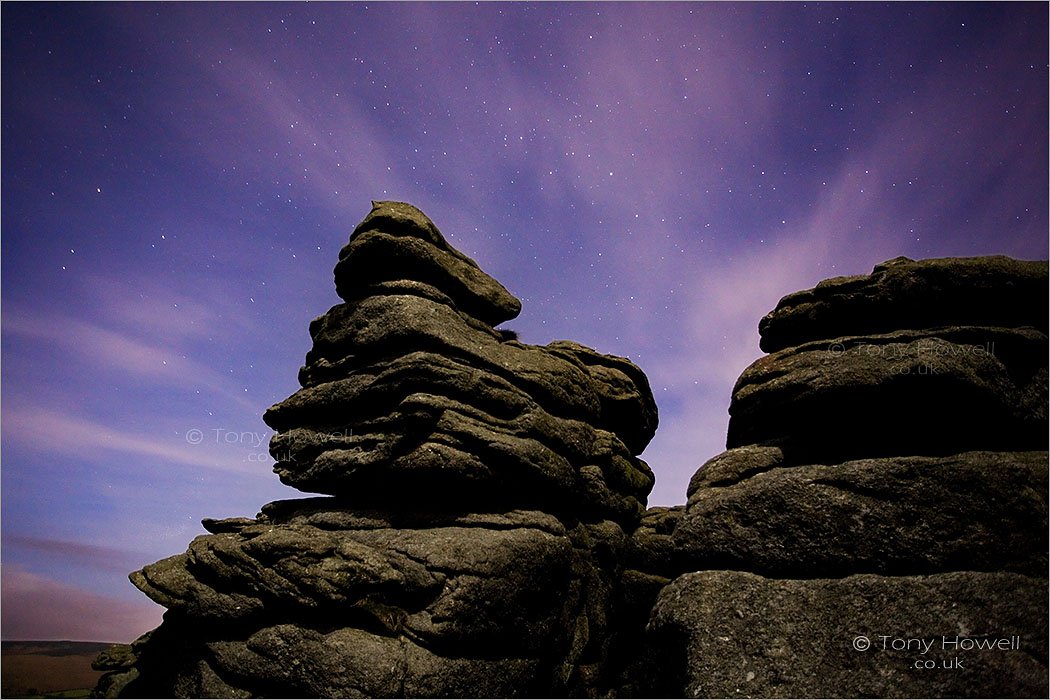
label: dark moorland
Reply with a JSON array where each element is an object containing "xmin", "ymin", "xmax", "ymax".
[{"xmin": 2, "ymin": 641, "xmax": 111, "ymax": 698}]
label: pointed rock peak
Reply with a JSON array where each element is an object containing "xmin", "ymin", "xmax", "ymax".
[
  {"xmin": 871, "ymin": 255, "xmax": 914, "ymax": 273},
  {"xmin": 335, "ymin": 200, "xmax": 522, "ymax": 326},
  {"xmin": 350, "ymin": 200, "xmax": 448, "ymax": 250}
]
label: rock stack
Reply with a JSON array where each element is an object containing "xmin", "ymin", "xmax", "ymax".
[
  {"xmin": 94, "ymin": 202, "xmax": 658, "ymax": 697},
  {"xmin": 644, "ymin": 255, "xmax": 1048, "ymax": 698}
]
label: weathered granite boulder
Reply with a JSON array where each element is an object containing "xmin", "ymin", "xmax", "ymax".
[
  {"xmin": 334, "ymin": 200, "xmax": 522, "ymax": 327},
  {"xmin": 94, "ymin": 202, "xmax": 658, "ymax": 698},
  {"xmin": 113, "ymin": 507, "xmax": 610, "ymax": 697},
  {"xmin": 727, "ymin": 326, "xmax": 1047, "ymax": 462},
  {"xmin": 674, "ymin": 450, "xmax": 1048, "ymax": 577},
  {"xmin": 758, "ymin": 255, "xmax": 1048, "ymax": 352},
  {"xmin": 265, "ymin": 202, "xmax": 656, "ymax": 525}
]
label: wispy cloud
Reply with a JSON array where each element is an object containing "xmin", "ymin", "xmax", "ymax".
[
  {"xmin": 2, "ymin": 407, "xmax": 258, "ymax": 475},
  {"xmin": 80, "ymin": 272, "xmax": 250, "ymax": 342},
  {"xmin": 1, "ymin": 565, "xmax": 162, "ymax": 642},
  {"xmin": 2, "ymin": 535, "xmax": 151, "ymax": 575},
  {"xmin": 3, "ymin": 309, "xmax": 258, "ymax": 413}
]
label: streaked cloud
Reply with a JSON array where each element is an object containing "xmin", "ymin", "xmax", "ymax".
[
  {"xmin": 2, "ymin": 406, "xmax": 259, "ymax": 475},
  {"xmin": 1, "ymin": 565, "xmax": 162, "ymax": 643},
  {"xmin": 2, "ymin": 535, "xmax": 151, "ymax": 576},
  {"xmin": 3, "ymin": 309, "xmax": 258, "ymax": 413}
]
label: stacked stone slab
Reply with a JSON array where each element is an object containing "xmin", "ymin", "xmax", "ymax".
[
  {"xmin": 93, "ymin": 202, "xmax": 659, "ymax": 698},
  {"xmin": 644, "ymin": 255, "xmax": 1048, "ymax": 698}
]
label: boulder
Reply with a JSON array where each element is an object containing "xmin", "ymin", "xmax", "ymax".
[
  {"xmin": 674, "ymin": 450, "xmax": 1048, "ymax": 577},
  {"xmin": 92, "ymin": 644, "xmax": 137, "ymax": 672},
  {"xmin": 623, "ymin": 505, "xmax": 685, "ymax": 578},
  {"xmin": 117, "ymin": 502, "xmax": 625, "ymax": 697},
  {"xmin": 335, "ymin": 200, "xmax": 522, "ymax": 326},
  {"xmin": 758, "ymin": 255, "xmax": 1048, "ymax": 352},
  {"xmin": 264, "ymin": 209, "xmax": 658, "ymax": 524},
  {"xmin": 728, "ymin": 326, "xmax": 1048, "ymax": 462},
  {"xmin": 658, "ymin": 254, "xmax": 1048, "ymax": 699},
  {"xmin": 127, "ymin": 501, "xmax": 591, "ymax": 670}
]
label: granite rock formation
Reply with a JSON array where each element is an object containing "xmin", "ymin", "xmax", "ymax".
[
  {"xmin": 93, "ymin": 201, "xmax": 658, "ymax": 698},
  {"xmin": 643, "ymin": 255, "xmax": 1048, "ymax": 698},
  {"xmin": 95, "ymin": 226, "xmax": 1048, "ymax": 699}
]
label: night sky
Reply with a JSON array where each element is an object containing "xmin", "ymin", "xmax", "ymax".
[{"xmin": 2, "ymin": 2, "xmax": 1046, "ymax": 643}]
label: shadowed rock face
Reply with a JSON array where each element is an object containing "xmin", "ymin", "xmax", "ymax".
[
  {"xmin": 727, "ymin": 326, "xmax": 1047, "ymax": 462},
  {"xmin": 675, "ymin": 450, "xmax": 1048, "ymax": 577},
  {"xmin": 757, "ymin": 255, "xmax": 1048, "ymax": 353},
  {"xmin": 734, "ymin": 257, "xmax": 1049, "ymax": 464},
  {"xmin": 94, "ymin": 202, "xmax": 659, "ymax": 698}
]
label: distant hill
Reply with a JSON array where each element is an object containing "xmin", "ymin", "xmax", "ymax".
[{"xmin": 1, "ymin": 641, "xmax": 112, "ymax": 698}]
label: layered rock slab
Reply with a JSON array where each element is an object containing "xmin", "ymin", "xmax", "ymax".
[
  {"xmin": 758, "ymin": 255, "xmax": 1048, "ymax": 353},
  {"xmin": 111, "ymin": 504, "xmax": 605, "ymax": 697},
  {"xmin": 727, "ymin": 326, "xmax": 1048, "ymax": 462},
  {"xmin": 675, "ymin": 450, "xmax": 1048, "ymax": 577},
  {"xmin": 334, "ymin": 200, "xmax": 522, "ymax": 327}
]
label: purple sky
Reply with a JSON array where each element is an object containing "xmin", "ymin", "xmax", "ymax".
[{"xmin": 2, "ymin": 2, "xmax": 1047, "ymax": 643}]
